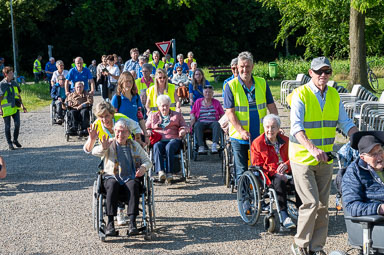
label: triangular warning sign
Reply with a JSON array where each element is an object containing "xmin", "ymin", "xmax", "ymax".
[{"xmin": 155, "ymin": 41, "xmax": 171, "ymax": 56}]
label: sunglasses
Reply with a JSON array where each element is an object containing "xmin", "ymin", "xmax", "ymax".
[
  {"xmin": 158, "ymin": 77, "xmax": 166, "ymax": 80},
  {"xmin": 312, "ymin": 69, "xmax": 332, "ymax": 75}
]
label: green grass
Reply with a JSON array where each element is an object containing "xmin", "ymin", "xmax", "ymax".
[{"xmin": 20, "ymin": 82, "xmax": 52, "ymax": 111}]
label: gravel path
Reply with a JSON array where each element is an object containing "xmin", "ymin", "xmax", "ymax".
[{"xmin": 0, "ymin": 94, "xmax": 356, "ymax": 255}]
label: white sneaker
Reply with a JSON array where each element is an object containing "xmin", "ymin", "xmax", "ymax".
[
  {"xmin": 211, "ymin": 143, "xmax": 218, "ymax": 153},
  {"xmin": 117, "ymin": 207, "xmax": 128, "ymax": 226},
  {"xmin": 158, "ymin": 170, "xmax": 166, "ymax": 181},
  {"xmin": 198, "ymin": 146, "xmax": 205, "ymax": 153},
  {"xmin": 283, "ymin": 217, "xmax": 296, "ymax": 229}
]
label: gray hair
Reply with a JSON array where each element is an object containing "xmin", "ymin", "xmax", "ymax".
[
  {"xmin": 230, "ymin": 58, "xmax": 238, "ymax": 67},
  {"xmin": 237, "ymin": 51, "xmax": 253, "ymax": 65},
  {"xmin": 191, "ymin": 62, "xmax": 197, "ymax": 67},
  {"xmin": 177, "ymin": 54, "xmax": 184, "ymax": 60},
  {"xmin": 153, "ymin": 51, "xmax": 160, "ymax": 57},
  {"xmin": 114, "ymin": 119, "xmax": 131, "ymax": 132},
  {"xmin": 156, "ymin": 94, "xmax": 171, "ymax": 107},
  {"xmin": 263, "ymin": 114, "xmax": 281, "ymax": 128},
  {"xmin": 49, "ymin": 57, "xmax": 55, "ymax": 61},
  {"xmin": 56, "ymin": 60, "xmax": 64, "ymax": 67},
  {"xmin": 187, "ymin": 51, "xmax": 194, "ymax": 57},
  {"xmin": 142, "ymin": 63, "xmax": 152, "ymax": 72}
]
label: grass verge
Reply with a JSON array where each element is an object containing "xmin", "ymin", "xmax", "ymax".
[{"xmin": 20, "ymin": 82, "xmax": 51, "ymax": 111}]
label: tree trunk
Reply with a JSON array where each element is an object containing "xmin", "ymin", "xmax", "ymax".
[{"xmin": 348, "ymin": 6, "xmax": 369, "ymax": 91}]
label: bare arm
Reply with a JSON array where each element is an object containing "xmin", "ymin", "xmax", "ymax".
[
  {"xmin": 226, "ymin": 107, "xmax": 249, "ymax": 140},
  {"xmin": 65, "ymin": 79, "xmax": 70, "ymax": 96},
  {"xmin": 174, "ymin": 90, "xmax": 181, "ymax": 112},
  {"xmin": 348, "ymin": 126, "xmax": 359, "ymax": 137},
  {"xmin": 89, "ymin": 79, "xmax": 95, "ymax": 94},
  {"xmin": 0, "ymin": 156, "xmax": 6, "ymax": 179},
  {"xmin": 267, "ymin": 102, "xmax": 278, "ymax": 115}
]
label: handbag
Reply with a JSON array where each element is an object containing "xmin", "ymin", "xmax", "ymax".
[{"xmin": 149, "ymin": 130, "xmax": 162, "ymax": 145}]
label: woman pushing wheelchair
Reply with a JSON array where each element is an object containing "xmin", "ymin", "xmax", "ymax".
[
  {"xmin": 251, "ymin": 114, "xmax": 301, "ymax": 229},
  {"xmin": 91, "ymin": 119, "xmax": 152, "ymax": 236}
]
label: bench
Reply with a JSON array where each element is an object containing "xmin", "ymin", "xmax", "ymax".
[{"xmin": 208, "ymin": 66, "xmax": 232, "ymax": 82}]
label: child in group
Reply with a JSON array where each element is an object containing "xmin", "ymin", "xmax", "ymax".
[{"xmin": 50, "ymin": 74, "xmax": 67, "ymax": 124}]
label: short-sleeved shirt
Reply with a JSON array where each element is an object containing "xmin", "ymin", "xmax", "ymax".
[
  {"xmin": 189, "ymin": 80, "xmax": 210, "ymax": 102},
  {"xmin": 223, "ymin": 77, "xmax": 274, "ymax": 144},
  {"xmin": 66, "ymin": 67, "xmax": 93, "ymax": 91},
  {"xmin": 111, "ymin": 94, "xmax": 143, "ymax": 123},
  {"xmin": 45, "ymin": 62, "xmax": 57, "ymax": 79},
  {"xmin": 222, "ymin": 74, "xmax": 235, "ymax": 98},
  {"xmin": 123, "ymin": 59, "xmax": 140, "ymax": 74},
  {"xmin": 51, "ymin": 70, "xmax": 69, "ymax": 84},
  {"xmin": 173, "ymin": 62, "xmax": 189, "ymax": 74},
  {"xmin": 107, "ymin": 64, "xmax": 120, "ymax": 83}
]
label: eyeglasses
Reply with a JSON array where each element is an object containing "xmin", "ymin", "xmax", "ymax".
[
  {"xmin": 158, "ymin": 76, "xmax": 166, "ymax": 80},
  {"xmin": 177, "ymin": 69, "xmax": 182, "ymax": 72},
  {"xmin": 312, "ymin": 69, "xmax": 332, "ymax": 75},
  {"xmin": 363, "ymin": 148, "xmax": 384, "ymax": 158}
]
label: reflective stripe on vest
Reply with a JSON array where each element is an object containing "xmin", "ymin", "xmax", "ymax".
[
  {"xmin": 228, "ymin": 76, "xmax": 267, "ymax": 140},
  {"xmin": 147, "ymin": 83, "xmax": 176, "ymax": 112},
  {"xmin": 1, "ymin": 85, "xmax": 19, "ymax": 117},
  {"xmin": 33, "ymin": 60, "xmax": 41, "ymax": 73},
  {"xmin": 289, "ymin": 84, "xmax": 340, "ymax": 165}
]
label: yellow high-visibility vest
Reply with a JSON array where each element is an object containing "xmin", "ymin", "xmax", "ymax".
[
  {"xmin": 227, "ymin": 76, "xmax": 267, "ymax": 140},
  {"xmin": 146, "ymin": 83, "xmax": 176, "ymax": 112},
  {"xmin": 1, "ymin": 84, "xmax": 21, "ymax": 117},
  {"xmin": 33, "ymin": 59, "xmax": 41, "ymax": 73},
  {"xmin": 288, "ymin": 84, "xmax": 340, "ymax": 165},
  {"xmin": 135, "ymin": 78, "xmax": 154, "ymax": 96}
]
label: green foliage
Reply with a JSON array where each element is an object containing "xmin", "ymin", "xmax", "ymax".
[{"xmin": 20, "ymin": 82, "xmax": 52, "ymax": 110}]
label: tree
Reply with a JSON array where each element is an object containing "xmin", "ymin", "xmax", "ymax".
[{"xmin": 258, "ymin": 0, "xmax": 384, "ymax": 91}]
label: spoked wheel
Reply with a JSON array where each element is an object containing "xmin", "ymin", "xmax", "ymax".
[
  {"xmin": 221, "ymin": 148, "xmax": 227, "ymax": 184},
  {"xmin": 92, "ymin": 180, "xmax": 98, "ymax": 230},
  {"xmin": 237, "ymin": 171, "xmax": 261, "ymax": 225},
  {"xmin": 146, "ymin": 176, "xmax": 156, "ymax": 232},
  {"xmin": 369, "ymin": 72, "xmax": 379, "ymax": 91},
  {"xmin": 97, "ymin": 194, "xmax": 105, "ymax": 242},
  {"xmin": 263, "ymin": 214, "xmax": 280, "ymax": 233}
]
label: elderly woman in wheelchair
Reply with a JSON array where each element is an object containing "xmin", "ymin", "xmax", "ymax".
[
  {"xmin": 190, "ymin": 85, "xmax": 224, "ymax": 154},
  {"xmin": 146, "ymin": 95, "xmax": 188, "ymax": 183},
  {"xmin": 241, "ymin": 114, "xmax": 300, "ymax": 230},
  {"xmin": 91, "ymin": 119, "xmax": 152, "ymax": 237}
]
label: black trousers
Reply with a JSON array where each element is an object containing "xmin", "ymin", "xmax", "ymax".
[
  {"xmin": 68, "ymin": 108, "xmax": 89, "ymax": 130},
  {"xmin": 270, "ymin": 174, "xmax": 302, "ymax": 212},
  {"xmin": 3, "ymin": 110, "xmax": 20, "ymax": 144},
  {"xmin": 103, "ymin": 178, "xmax": 141, "ymax": 216}
]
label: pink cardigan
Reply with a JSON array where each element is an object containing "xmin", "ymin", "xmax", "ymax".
[
  {"xmin": 191, "ymin": 98, "xmax": 224, "ymax": 121},
  {"xmin": 146, "ymin": 110, "xmax": 188, "ymax": 140}
]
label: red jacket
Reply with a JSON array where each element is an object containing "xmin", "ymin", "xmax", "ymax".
[{"xmin": 251, "ymin": 133, "xmax": 290, "ymax": 185}]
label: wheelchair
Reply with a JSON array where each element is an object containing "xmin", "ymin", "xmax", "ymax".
[
  {"xmin": 63, "ymin": 105, "xmax": 94, "ymax": 141},
  {"xmin": 236, "ymin": 165, "xmax": 298, "ymax": 233},
  {"xmin": 221, "ymin": 135, "xmax": 236, "ymax": 192},
  {"xmin": 50, "ymin": 100, "xmax": 66, "ymax": 125},
  {"xmin": 149, "ymin": 134, "xmax": 191, "ymax": 183},
  {"xmin": 92, "ymin": 170, "xmax": 155, "ymax": 242},
  {"xmin": 190, "ymin": 124, "xmax": 224, "ymax": 161}
]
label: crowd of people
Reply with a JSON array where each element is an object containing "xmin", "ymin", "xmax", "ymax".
[{"xmin": 3, "ymin": 48, "xmax": 384, "ymax": 255}]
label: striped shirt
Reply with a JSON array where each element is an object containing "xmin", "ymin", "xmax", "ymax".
[{"xmin": 198, "ymin": 104, "xmax": 216, "ymax": 122}]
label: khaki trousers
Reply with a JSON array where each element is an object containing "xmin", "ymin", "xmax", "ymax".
[{"xmin": 291, "ymin": 161, "xmax": 333, "ymax": 252}]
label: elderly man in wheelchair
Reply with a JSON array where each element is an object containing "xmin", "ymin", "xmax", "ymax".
[
  {"xmin": 339, "ymin": 131, "xmax": 384, "ymax": 255},
  {"xmin": 92, "ymin": 119, "xmax": 152, "ymax": 237},
  {"xmin": 190, "ymin": 85, "xmax": 225, "ymax": 155},
  {"xmin": 65, "ymin": 81, "xmax": 93, "ymax": 136}
]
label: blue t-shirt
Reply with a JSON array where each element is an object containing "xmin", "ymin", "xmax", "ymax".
[
  {"xmin": 173, "ymin": 62, "xmax": 189, "ymax": 74},
  {"xmin": 111, "ymin": 94, "xmax": 143, "ymax": 122},
  {"xmin": 222, "ymin": 74, "xmax": 235, "ymax": 98},
  {"xmin": 45, "ymin": 62, "xmax": 57, "ymax": 79},
  {"xmin": 189, "ymin": 80, "xmax": 210, "ymax": 103},
  {"xmin": 223, "ymin": 77, "xmax": 274, "ymax": 144},
  {"xmin": 66, "ymin": 67, "xmax": 93, "ymax": 91}
]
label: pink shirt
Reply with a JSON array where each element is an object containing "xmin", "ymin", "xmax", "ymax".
[
  {"xmin": 191, "ymin": 98, "xmax": 224, "ymax": 121},
  {"xmin": 146, "ymin": 110, "xmax": 188, "ymax": 140}
]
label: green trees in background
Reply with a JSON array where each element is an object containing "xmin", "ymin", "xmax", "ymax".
[{"xmin": 0, "ymin": 0, "xmax": 292, "ymax": 75}]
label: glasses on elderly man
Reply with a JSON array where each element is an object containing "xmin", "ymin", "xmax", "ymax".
[{"xmin": 312, "ymin": 69, "xmax": 332, "ymax": 75}]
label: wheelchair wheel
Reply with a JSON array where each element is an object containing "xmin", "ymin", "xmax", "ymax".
[
  {"xmin": 237, "ymin": 171, "xmax": 261, "ymax": 225},
  {"xmin": 50, "ymin": 103, "xmax": 55, "ymax": 125},
  {"xmin": 223, "ymin": 147, "xmax": 230, "ymax": 188},
  {"xmin": 92, "ymin": 180, "xmax": 98, "ymax": 231},
  {"xmin": 146, "ymin": 175, "xmax": 156, "ymax": 232},
  {"xmin": 263, "ymin": 214, "xmax": 280, "ymax": 233},
  {"xmin": 97, "ymin": 194, "xmax": 105, "ymax": 242}
]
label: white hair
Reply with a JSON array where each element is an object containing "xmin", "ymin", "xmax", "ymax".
[
  {"xmin": 237, "ymin": 51, "xmax": 253, "ymax": 65},
  {"xmin": 230, "ymin": 58, "xmax": 238, "ymax": 67},
  {"xmin": 263, "ymin": 114, "xmax": 281, "ymax": 128},
  {"xmin": 156, "ymin": 94, "xmax": 171, "ymax": 107},
  {"xmin": 114, "ymin": 119, "xmax": 131, "ymax": 132},
  {"xmin": 191, "ymin": 62, "xmax": 197, "ymax": 67}
]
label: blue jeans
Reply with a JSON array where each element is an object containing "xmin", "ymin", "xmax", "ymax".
[
  {"xmin": 231, "ymin": 139, "xmax": 249, "ymax": 183},
  {"xmin": 153, "ymin": 139, "xmax": 182, "ymax": 174}
]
